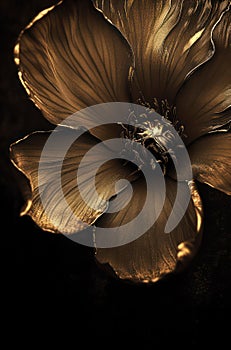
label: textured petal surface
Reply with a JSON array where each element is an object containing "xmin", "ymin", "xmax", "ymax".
[
  {"xmin": 188, "ymin": 132, "xmax": 231, "ymax": 195},
  {"xmin": 176, "ymin": 8, "xmax": 231, "ymax": 144},
  {"xmin": 94, "ymin": 0, "xmax": 229, "ymax": 104},
  {"xmin": 10, "ymin": 129, "xmax": 137, "ymax": 234},
  {"xmin": 15, "ymin": 0, "xmax": 133, "ymax": 129},
  {"xmin": 95, "ymin": 178, "xmax": 203, "ymax": 283}
]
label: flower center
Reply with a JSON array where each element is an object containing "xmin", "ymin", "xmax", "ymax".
[{"xmin": 120, "ymin": 100, "xmax": 185, "ymax": 175}]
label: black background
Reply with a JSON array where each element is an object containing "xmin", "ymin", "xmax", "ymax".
[{"xmin": 1, "ymin": 0, "xmax": 231, "ymax": 345}]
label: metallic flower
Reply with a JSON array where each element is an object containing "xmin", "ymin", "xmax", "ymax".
[{"xmin": 11, "ymin": 0, "xmax": 231, "ymax": 283}]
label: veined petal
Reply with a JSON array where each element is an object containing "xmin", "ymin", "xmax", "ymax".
[
  {"xmin": 10, "ymin": 129, "xmax": 137, "ymax": 235},
  {"xmin": 95, "ymin": 177, "xmax": 203, "ymax": 283},
  {"xmin": 15, "ymin": 0, "xmax": 133, "ymax": 130},
  {"xmin": 176, "ymin": 8, "xmax": 231, "ymax": 144},
  {"xmin": 188, "ymin": 132, "xmax": 231, "ymax": 196},
  {"xmin": 93, "ymin": 0, "xmax": 229, "ymax": 104}
]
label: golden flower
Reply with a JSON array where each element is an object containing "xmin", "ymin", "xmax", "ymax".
[{"xmin": 11, "ymin": 0, "xmax": 231, "ymax": 283}]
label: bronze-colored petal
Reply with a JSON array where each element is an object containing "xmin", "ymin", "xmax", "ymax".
[
  {"xmin": 176, "ymin": 8, "xmax": 231, "ymax": 144},
  {"xmin": 10, "ymin": 129, "xmax": 137, "ymax": 235},
  {"xmin": 188, "ymin": 132, "xmax": 231, "ymax": 196},
  {"xmin": 15, "ymin": 0, "xmax": 133, "ymax": 135},
  {"xmin": 93, "ymin": 0, "xmax": 229, "ymax": 104},
  {"xmin": 95, "ymin": 177, "xmax": 203, "ymax": 283}
]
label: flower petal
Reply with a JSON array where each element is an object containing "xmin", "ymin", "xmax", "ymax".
[
  {"xmin": 93, "ymin": 0, "xmax": 229, "ymax": 104},
  {"xmin": 15, "ymin": 0, "xmax": 133, "ymax": 130},
  {"xmin": 176, "ymin": 8, "xmax": 231, "ymax": 144},
  {"xmin": 95, "ymin": 177, "xmax": 203, "ymax": 283},
  {"xmin": 188, "ymin": 132, "xmax": 231, "ymax": 196},
  {"xmin": 10, "ymin": 129, "xmax": 137, "ymax": 235}
]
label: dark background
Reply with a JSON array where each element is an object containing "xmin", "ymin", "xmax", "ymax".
[{"xmin": 1, "ymin": 0, "xmax": 231, "ymax": 345}]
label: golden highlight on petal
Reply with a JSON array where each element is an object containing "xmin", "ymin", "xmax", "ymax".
[
  {"xmin": 20, "ymin": 199, "xmax": 32, "ymax": 217},
  {"xmin": 188, "ymin": 180, "xmax": 203, "ymax": 234},
  {"xmin": 177, "ymin": 243, "xmax": 191, "ymax": 259},
  {"xmin": 176, "ymin": 181, "xmax": 203, "ymax": 268},
  {"xmin": 26, "ymin": 3, "xmax": 63, "ymax": 27},
  {"xmin": 183, "ymin": 28, "xmax": 205, "ymax": 53},
  {"xmin": 18, "ymin": 71, "xmax": 31, "ymax": 96},
  {"xmin": 14, "ymin": 43, "xmax": 20, "ymax": 65}
]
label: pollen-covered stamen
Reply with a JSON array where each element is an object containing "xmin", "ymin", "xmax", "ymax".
[
  {"xmin": 120, "ymin": 107, "xmax": 185, "ymax": 174},
  {"xmin": 137, "ymin": 98, "xmax": 186, "ymax": 138}
]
